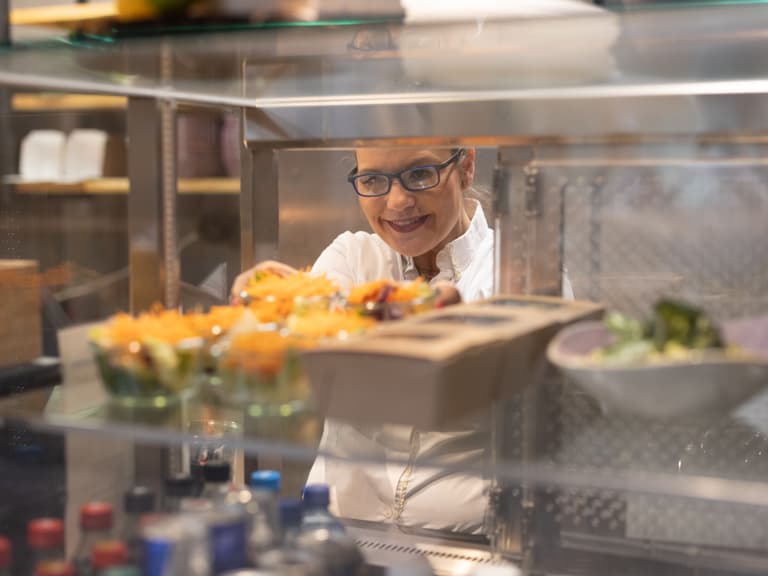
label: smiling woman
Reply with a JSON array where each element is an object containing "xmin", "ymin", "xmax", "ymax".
[
  {"xmin": 230, "ymin": 146, "xmax": 495, "ymax": 533},
  {"xmin": 303, "ymin": 147, "xmax": 495, "ymax": 534}
]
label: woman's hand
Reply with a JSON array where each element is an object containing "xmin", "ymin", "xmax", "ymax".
[
  {"xmin": 432, "ymin": 280, "xmax": 462, "ymax": 308},
  {"xmin": 230, "ymin": 260, "xmax": 298, "ymax": 304}
]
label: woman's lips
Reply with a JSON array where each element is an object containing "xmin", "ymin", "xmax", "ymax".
[{"xmin": 385, "ymin": 215, "xmax": 429, "ymax": 234}]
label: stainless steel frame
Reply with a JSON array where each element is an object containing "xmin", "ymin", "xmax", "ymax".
[
  {"xmin": 240, "ymin": 147, "xmax": 279, "ymax": 270},
  {"xmin": 126, "ymin": 97, "xmax": 167, "ymax": 312},
  {"xmin": 5, "ymin": 6, "xmax": 768, "ymax": 574},
  {"xmin": 242, "ymin": 92, "xmax": 768, "ymax": 147}
]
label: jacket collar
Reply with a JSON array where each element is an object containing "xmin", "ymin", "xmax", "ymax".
[{"xmin": 400, "ymin": 199, "xmax": 491, "ymax": 283}]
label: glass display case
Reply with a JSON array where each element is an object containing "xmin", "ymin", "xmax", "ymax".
[{"xmin": 2, "ymin": 3, "xmax": 768, "ymax": 575}]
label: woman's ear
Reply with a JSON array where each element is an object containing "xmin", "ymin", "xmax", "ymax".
[{"xmin": 461, "ymin": 147, "xmax": 476, "ymax": 189}]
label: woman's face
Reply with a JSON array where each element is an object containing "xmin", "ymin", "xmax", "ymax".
[{"xmin": 353, "ymin": 148, "xmax": 475, "ymax": 258}]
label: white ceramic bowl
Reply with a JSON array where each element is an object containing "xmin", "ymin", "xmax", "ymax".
[{"xmin": 547, "ymin": 320, "xmax": 768, "ymax": 419}]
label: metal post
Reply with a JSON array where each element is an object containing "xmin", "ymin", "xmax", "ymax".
[
  {"xmin": 240, "ymin": 118, "xmax": 280, "ymax": 474},
  {"xmin": 491, "ymin": 146, "xmax": 567, "ymax": 565},
  {"xmin": 240, "ymin": 145, "xmax": 279, "ymax": 270},
  {"xmin": 0, "ymin": 0, "xmax": 10, "ymax": 48},
  {"xmin": 495, "ymin": 147, "xmax": 563, "ymax": 296},
  {"xmin": 127, "ymin": 97, "xmax": 164, "ymax": 312},
  {"xmin": 126, "ymin": 101, "xmax": 179, "ymax": 309},
  {"xmin": 160, "ymin": 98, "xmax": 179, "ymax": 309}
]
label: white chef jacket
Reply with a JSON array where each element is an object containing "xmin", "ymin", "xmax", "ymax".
[{"xmin": 306, "ymin": 200, "xmax": 571, "ymax": 534}]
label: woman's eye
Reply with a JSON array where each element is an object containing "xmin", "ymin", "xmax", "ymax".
[
  {"xmin": 361, "ymin": 176, "xmax": 383, "ymax": 187},
  {"xmin": 407, "ymin": 168, "xmax": 432, "ymax": 183}
]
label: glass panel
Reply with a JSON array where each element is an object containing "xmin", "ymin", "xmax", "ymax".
[
  {"xmin": 3, "ymin": 9, "xmax": 768, "ymax": 566},
  {"xmin": 0, "ymin": 5, "xmax": 767, "ymax": 107}
]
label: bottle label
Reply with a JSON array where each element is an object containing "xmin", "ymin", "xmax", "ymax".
[{"xmin": 211, "ymin": 519, "xmax": 247, "ymax": 575}]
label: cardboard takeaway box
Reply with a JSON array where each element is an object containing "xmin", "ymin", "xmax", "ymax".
[
  {"xmin": 301, "ymin": 295, "xmax": 603, "ymax": 428},
  {"xmin": 0, "ymin": 259, "xmax": 42, "ymax": 367}
]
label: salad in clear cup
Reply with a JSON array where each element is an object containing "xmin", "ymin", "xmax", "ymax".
[
  {"xmin": 286, "ymin": 308, "xmax": 376, "ymax": 340},
  {"xmin": 210, "ymin": 326, "xmax": 313, "ymax": 410},
  {"xmin": 345, "ymin": 278, "xmax": 438, "ymax": 321},
  {"xmin": 89, "ymin": 309, "xmax": 203, "ymax": 407},
  {"xmin": 238, "ymin": 270, "xmax": 341, "ymax": 319},
  {"xmin": 209, "ymin": 308, "xmax": 374, "ymax": 411},
  {"xmin": 186, "ymin": 305, "xmax": 248, "ymax": 373}
]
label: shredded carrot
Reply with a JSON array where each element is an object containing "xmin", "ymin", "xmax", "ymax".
[
  {"xmin": 347, "ymin": 278, "xmax": 432, "ymax": 305},
  {"xmin": 187, "ymin": 306, "xmax": 247, "ymax": 338},
  {"xmin": 287, "ymin": 309, "xmax": 374, "ymax": 339},
  {"xmin": 100, "ymin": 310, "xmax": 199, "ymax": 347},
  {"xmin": 244, "ymin": 271, "xmax": 338, "ymax": 301},
  {"xmin": 224, "ymin": 331, "xmax": 313, "ymax": 376},
  {"xmin": 247, "ymin": 299, "xmax": 288, "ymax": 324}
]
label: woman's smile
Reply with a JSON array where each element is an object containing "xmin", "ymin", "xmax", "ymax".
[{"xmin": 384, "ymin": 214, "xmax": 430, "ymax": 234}]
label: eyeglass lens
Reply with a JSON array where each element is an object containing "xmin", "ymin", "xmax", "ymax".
[{"xmin": 356, "ymin": 167, "xmax": 439, "ymax": 196}]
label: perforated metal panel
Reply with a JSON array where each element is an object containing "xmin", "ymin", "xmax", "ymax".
[
  {"xmin": 494, "ymin": 143, "xmax": 768, "ymax": 571},
  {"xmin": 556, "ymin": 154, "xmax": 768, "ymax": 321}
]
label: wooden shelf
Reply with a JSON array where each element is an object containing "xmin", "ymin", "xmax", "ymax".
[
  {"xmin": 10, "ymin": 177, "xmax": 240, "ymax": 195},
  {"xmin": 12, "ymin": 94, "xmax": 127, "ymax": 112},
  {"xmin": 11, "ymin": 2, "xmax": 117, "ymax": 29}
]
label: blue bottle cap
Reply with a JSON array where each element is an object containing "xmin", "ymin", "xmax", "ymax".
[
  {"xmin": 302, "ymin": 484, "xmax": 330, "ymax": 508},
  {"xmin": 279, "ymin": 498, "xmax": 303, "ymax": 529},
  {"xmin": 250, "ymin": 470, "xmax": 281, "ymax": 493}
]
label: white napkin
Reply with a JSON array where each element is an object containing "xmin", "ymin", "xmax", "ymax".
[
  {"xmin": 64, "ymin": 129, "xmax": 108, "ymax": 181},
  {"xmin": 402, "ymin": 0, "xmax": 603, "ymax": 23},
  {"xmin": 20, "ymin": 129, "xmax": 66, "ymax": 181}
]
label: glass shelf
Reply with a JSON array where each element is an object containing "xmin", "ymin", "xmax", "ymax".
[
  {"xmin": 0, "ymin": 4, "xmax": 767, "ymax": 110},
  {"xmin": 5, "ymin": 359, "xmax": 768, "ymax": 515}
]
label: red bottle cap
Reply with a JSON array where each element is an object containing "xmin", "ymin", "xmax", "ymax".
[
  {"xmin": 27, "ymin": 519, "xmax": 64, "ymax": 549},
  {"xmin": 34, "ymin": 561, "xmax": 75, "ymax": 576},
  {"xmin": 0, "ymin": 536, "xmax": 11, "ymax": 567},
  {"xmin": 80, "ymin": 502, "xmax": 113, "ymax": 530},
  {"xmin": 91, "ymin": 540, "xmax": 128, "ymax": 571}
]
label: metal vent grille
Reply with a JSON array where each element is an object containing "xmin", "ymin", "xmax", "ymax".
[{"xmin": 356, "ymin": 537, "xmax": 499, "ymax": 565}]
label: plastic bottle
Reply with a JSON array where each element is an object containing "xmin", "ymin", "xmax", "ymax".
[
  {"xmin": 278, "ymin": 499, "xmax": 303, "ymax": 548},
  {"xmin": 208, "ymin": 509, "xmax": 248, "ymax": 575},
  {"xmin": 35, "ymin": 561, "xmax": 75, "ymax": 576},
  {"xmin": 298, "ymin": 485, "xmax": 363, "ymax": 576},
  {"xmin": 0, "ymin": 536, "xmax": 11, "ymax": 576},
  {"xmin": 163, "ymin": 473, "xmax": 199, "ymax": 513},
  {"xmin": 201, "ymin": 462, "xmax": 232, "ymax": 503},
  {"xmin": 143, "ymin": 515, "xmax": 210, "ymax": 576},
  {"xmin": 247, "ymin": 471, "xmax": 281, "ymax": 565},
  {"xmin": 300, "ymin": 485, "xmax": 344, "ymax": 533},
  {"xmin": 123, "ymin": 487, "xmax": 156, "ymax": 563},
  {"xmin": 90, "ymin": 541, "xmax": 128, "ymax": 576},
  {"xmin": 28, "ymin": 518, "xmax": 65, "ymax": 575},
  {"xmin": 73, "ymin": 503, "xmax": 113, "ymax": 576},
  {"xmin": 260, "ymin": 500, "xmax": 318, "ymax": 576}
]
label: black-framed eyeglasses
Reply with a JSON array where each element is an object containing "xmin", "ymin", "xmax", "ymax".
[{"xmin": 347, "ymin": 149, "xmax": 464, "ymax": 198}]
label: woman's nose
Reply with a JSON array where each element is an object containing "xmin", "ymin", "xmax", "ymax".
[{"xmin": 386, "ymin": 179, "xmax": 415, "ymax": 211}]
